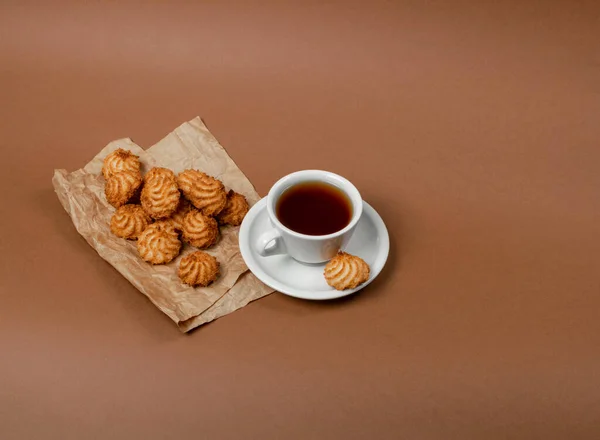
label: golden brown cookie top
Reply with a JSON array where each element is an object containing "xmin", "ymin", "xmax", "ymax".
[
  {"xmin": 102, "ymin": 148, "xmax": 141, "ymax": 180},
  {"xmin": 217, "ymin": 190, "xmax": 249, "ymax": 226},
  {"xmin": 110, "ymin": 204, "xmax": 151, "ymax": 240},
  {"xmin": 137, "ymin": 221, "xmax": 181, "ymax": 264},
  {"xmin": 177, "ymin": 169, "xmax": 227, "ymax": 217},
  {"xmin": 141, "ymin": 167, "xmax": 181, "ymax": 219},
  {"xmin": 144, "ymin": 167, "xmax": 176, "ymax": 183},
  {"xmin": 151, "ymin": 219, "xmax": 179, "ymax": 235},
  {"xmin": 182, "ymin": 210, "xmax": 219, "ymax": 249},
  {"xmin": 178, "ymin": 251, "xmax": 220, "ymax": 287},
  {"xmin": 324, "ymin": 251, "xmax": 370, "ymax": 290},
  {"xmin": 164, "ymin": 198, "xmax": 192, "ymax": 232},
  {"xmin": 105, "ymin": 170, "xmax": 142, "ymax": 208}
]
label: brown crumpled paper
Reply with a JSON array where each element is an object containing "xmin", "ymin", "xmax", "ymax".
[{"xmin": 52, "ymin": 117, "xmax": 273, "ymax": 332}]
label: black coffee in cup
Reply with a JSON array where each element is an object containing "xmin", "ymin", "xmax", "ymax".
[{"xmin": 276, "ymin": 181, "xmax": 352, "ymax": 236}]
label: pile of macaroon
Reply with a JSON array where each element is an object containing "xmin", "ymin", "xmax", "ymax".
[{"xmin": 102, "ymin": 148, "xmax": 248, "ymax": 287}]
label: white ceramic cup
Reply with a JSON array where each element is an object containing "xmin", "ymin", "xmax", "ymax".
[{"xmin": 255, "ymin": 170, "xmax": 363, "ymax": 264}]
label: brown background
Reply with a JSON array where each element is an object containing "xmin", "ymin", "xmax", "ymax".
[{"xmin": 1, "ymin": 1, "xmax": 599, "ymax": 438}]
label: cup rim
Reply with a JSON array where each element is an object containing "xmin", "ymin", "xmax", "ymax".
[{"xmin": 266, "ymin": 170, "xmax": 363, "ymax": 241}]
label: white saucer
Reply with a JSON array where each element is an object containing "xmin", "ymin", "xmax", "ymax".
[{"xmin": 239, "ymin": 198, "xmax": 390, "ymax": 300}]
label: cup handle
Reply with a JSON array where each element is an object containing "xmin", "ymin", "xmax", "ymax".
[{"xmin": 256, "ymin": 229, "xmax": 286, "ymax": 257}]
